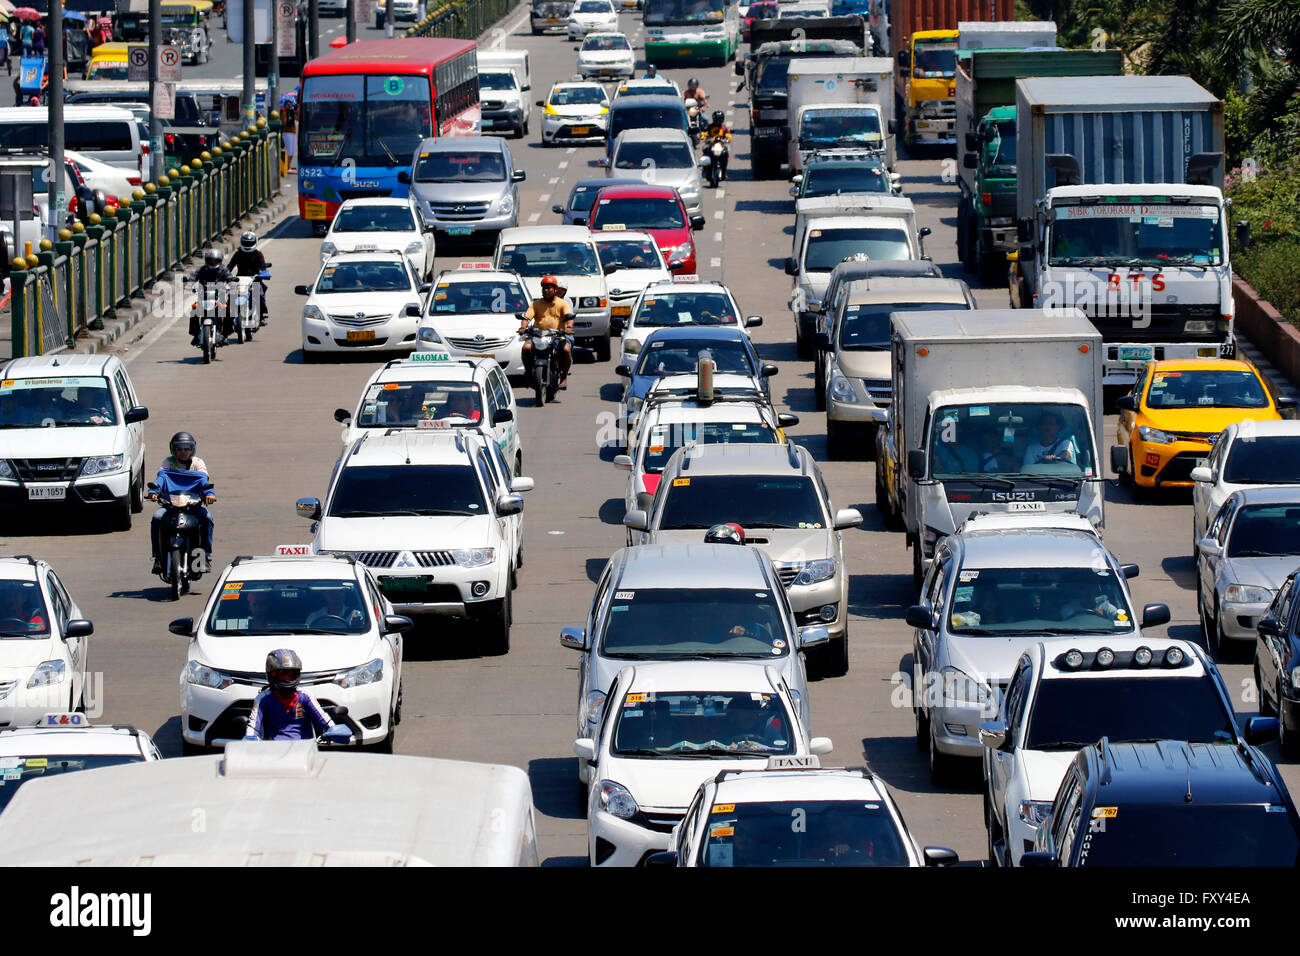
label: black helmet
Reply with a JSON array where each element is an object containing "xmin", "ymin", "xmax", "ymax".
[
  {"xmin": 169, "ymin": 431, "xmax": 196, "ymax": 460},
  {"xmin": 203, "ymin": 247, "xmax": 222, "ymax": 267},
  {"xmin": 646, "ymin": 65, "xmax": 657, "ymax": 76},
  {"xmin": 712, "ymin": 109, "xmax": 724, "ymax": 126},
  {"xmin": 239, "ymin": 230, "xmax": 257, "ymax": 252},
  {"xmin": 704, "ymin": 523, "xmax": 745, "ymax": 545},
  {"xmin": 266, "ymin": 648, "xmax": 302, "ymax": 693},
  {"xmin": 688, "ymin": 76, "xmax": 699, "ymax": 87}
]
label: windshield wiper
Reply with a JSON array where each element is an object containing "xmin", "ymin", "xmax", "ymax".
[
  {"xmin": 372, "ymin": 135, "xmax": 397, "ymax": 165},
  {"xmin": 950, "ymin": 627, "xmax": 1003, "ymax": 636},
  {"xmin": 614, "ymin": 748, "xmax": 666, "ymax": 757},
  {"xmin": 280, "ymin": 627, "xmax": 353, "ymax": 635},
  {"xmin": 331, "ymin": 509, "xmax": 399, "ymax": 518},
  {"xmin": 670, "ymin": 746, "xmax": 772, "ymax": 757},
  {"xmin": 408, "ymin": 509, "xmax": 475, "ymax": 516},
  {"xmin": 1031, "ymin": 740, "xmax": 1096, "ymax": 750},
  {"xmin": 1000, "ymin": 473, "xmax": 1084, "ymax": 488},
  {"xmin": 1035, "ymin": 627, "xmax": 1123, "ymax": 635},
  {"xmin": 1230, "ymin": 549, "xmax": 1284, "ymax": 557}
]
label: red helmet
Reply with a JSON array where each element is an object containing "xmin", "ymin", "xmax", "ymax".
[{"xmin": 704, "ymin": 523, "xmax": 745, "ymax": 545}]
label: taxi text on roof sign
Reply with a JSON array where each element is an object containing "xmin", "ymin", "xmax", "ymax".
[
  {"xmin": 274, "ymin": 544, "xmax": 312, "ymax": 556},
  {"xmin": 766, "ymin": 754, "xmax": 820, "ymax": 770},
  {"xmin": 410, "ymin": 351, "xmax": 452, "ymax": 362},
  {"xmin": 671, "ymin": 274, "xmax": 700, "ymax": 283},
  {"xmin": 42, "ymin": 712, "xmax": 90, "ymax": 728},
  {"xmin": 458, "ymin": 261, "xmax": 494, "ymax": 270}
]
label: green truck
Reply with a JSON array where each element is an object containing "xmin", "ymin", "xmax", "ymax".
[{"xmin": 955, "ymin": 47, "xmax": 1123, "ymax": 285}]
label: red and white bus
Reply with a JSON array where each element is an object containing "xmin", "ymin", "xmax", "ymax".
[{"xmin": 297, "ymin": 37, "xmax": 480, "ymax": 231}]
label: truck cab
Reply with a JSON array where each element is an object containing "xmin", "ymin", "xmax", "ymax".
[
  {"xmin": 897, "ymin": 29, "xmax": 957, "ymax": 148},
  {"xmin": 958, "ymin": 104, "xmax": 1016, "ymax": 284}
]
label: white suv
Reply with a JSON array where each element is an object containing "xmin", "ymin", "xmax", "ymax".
[
  {"xmin": 298, "ymin": 430, "xmax": 525, "ymax": 654},
  {"xmin": 0, "ymin": 354, "xmax": 149, "ymax": 530},
  {"xmin": 173, "ymin": 553, "xmax": 411, "ymax": 753}
]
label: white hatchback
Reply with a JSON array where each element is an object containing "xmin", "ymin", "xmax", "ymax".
[
  {"xmin": 321, "ymin": 197, "xmax": 435, "ymax": 283},
  {"xmin": 0, "ymin": 557, "xmax": 93, "ymax": 724},
  {"xmin": 174, "ymin": 553, "xmax": 411, "ymax": 753},
  {"xmin": 296, "ymin": 253, "xmax": 429, "ymax": 360}
]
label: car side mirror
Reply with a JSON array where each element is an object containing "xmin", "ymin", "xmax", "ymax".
[
  {"xmin": 964, "ymin": 131, "xmax": 979, "ymax": 151},
  {"xmin": 760, "ymin": 362, "xmax": 777, "ymax": 376},
  {"xmin": 573, "ymin": 738, "xmax": 597, "ymax": 762},
  {"xmin": 168, "ymin": 617, "xmax": 194, "ymax": 636},
  {"xmin": 1141, "ymin": 603, "xmax": 1171, "ymax": 628},
  {"xmin": 963, "ymin": 151, "xmax": 977, "ymax": 169},
  {"xmin": 296, "ymin": 497, "xmax": 321, "ymax": 520},
  {"xmin": 552, "ymin": 204, "xmax": 564, "ymax": 214},
  {"xmin": 512, "ymin": 169, "xmax": 526, "ymax": 182},
  {"xmin": 1190, "ymin": 466, "xmax": 1212, "ymax": 483},
  {"xmin": 384, "ymin": 614, "xmax": 414, "ymax": 634},
  {"xmin": 1245, "ymin": 715, "xmax": 1280, "ymax": 745},
  {"xmin": 777, "ymin": 413, "xmax": 799, "ymax": 428},
  {"xmin": 560, "ymin": 626, "xmax": 590, "ymax": 650},
  {"xmin": 1278, "ymin": 395, "xmax": 1298, "ymax": 413},
  {"xmin": 510, "ymin": 477, "xmax": 535, "ymax": 493},
  {"xmin": 833, "ymin": 508, "xmax": 863, "ymax": 530},
  {"xmin": 907, "ymin": 449, "xmax": 926, "ymax": 480},
  {"xmin": 978, "ymin": 720, "xmax": 1007, "ymax": 750},
  {"xmin": 334, "ymin": 408, "xmax": 352, "ymax": 424},
  {"xmin": 784, "ymin": 257, "xmax": 797, "ymax": 276},
  {"xmin": 905, "ymin": 605, "xmax": 937, "ymax": 630},
  {"xmin": 495, "ymin": 493, "xmax": 524, "ymax": 517},
  {"xmin": 294, "ymin": 284, "xmax": 311, "ymax": 295},
  {"xmin": 623, "ymin": 509, "xmax": 649, "ymax": 532},
  {"xmin": 1259, "ymin": 614, "xmax": 1282, "ymax": 637},
  {"xmin": 397, "ymin": 170, "xmax": 411, "ymax": 184},
  {"xmin": 645, "ymin": 851, "xmax": 679, "ymax": 867},
  {"xmin": 1019, "ymin": 851, "xmax": 1058, "ymax": 868},
  {"xmin": 613, "ymin": 454, "xmax": 633, "ymax": 471},
  {"xmin": 690, "ymin": 215, "xmax": 706, "ymax": 231},
  {"xmin": 798, "ymin": 625, "xmax": 830, "ymax": 648},
  {"xmin": 1115, "ymin": 394, "xmax": 1136, "ymax": 412},
  {"xmin": 1120, "ymin": 563, "xmax": 1139, "ymax": 579},
  {"xmin": 615, "ymin": 364, "xmax": 632, "ymax": 378},
  {"xmin": 404, "ymin": 304, "xmax": 421, "ymax": 317},
  {"xmin": 1018, "ymin": 243, "xmax": 1036, "ymax": 262},
  {"xmin": 746, "ymin": 315, "xmax": 764, "ymax": 329},
  {"xmin": 1197, "ymin": 537, "xmax": 1222, "ymax": 558},
  {"xmin": 611, "ymin": 316, "xmax": 626, "ymax": 333},
  {"xmin": 64, "ymin": 619, "xmax": 93, "ymax": 639},
  {"xmin": 810, "ymin": 737, "xmax": 833, "ymax": 756},
  {"xmin": 697, "ymin": 155, "xmax": 709, "ymax": 168},
  {"xmin": 536, "ymin": 99, "xmax": 545, "ymax": 107},
  {"xmin": 124, "ymin": 405, "xmax": 149, "ymax": 424},
  {"xmin": 492, "ymin": 408, "xmax": 514, "ymax": 425},
  {"xmin": 1110, "ymin": 444, "xmax": 1129, "ymax": 476},
  {"xmin": 923, "ymin": 846, "xmax": 959, "ymax": 867},
  {"xmin": 919, "ymin": 226, "xmax": 932, "ymax": 239}
]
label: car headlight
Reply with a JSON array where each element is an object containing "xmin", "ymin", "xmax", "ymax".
[
  {"xmin": 579, "ymin": 296, "xmax": 602, "ymax": 309},
  {"xmin": 419, "ymin": 326, "xmax": 443, "ymax": 343},
  {"xmin": 598, "ymin": 779, "xmax": 639, "ymax": 819},
  {"xmin": 494, "ymin": 193, "xmax": 515, "ymax": 215},
  {"xmin": 584, "ymin": 689, "xmax": 607, "ymax": 731},
  {"xmin": 0, "ymin": 460, "xmax": 12, "ymax": 480},
  {"xmin": 940, "ymin": 666, "xmax": 990, "ymax": 705},
  {"xmin": 1137, "ymin": 425, "xmax": 1177, "ymax": 444},
  {"xmin": 403, "ymin": 241, "xmax": 423, "ymax": 255},
  {"xmin": 185, "ymin": 660, "xmax": 233, "ymax": 690},
  {"xmin": 667, "ymin": 243, "xmax": 693, "ymax": 263},
  {"xmin": 792, "ymin": 557, "xmax": 836, "ymax": 587},
  {"xmin": 320, "ymin": 241, "xmax": 337, "ymax": 259},
  {"xmin": 454, "ymin": 548, "xmax": 496, "ymax": 568},
  {"xmin": 1290, "ymin": 666, "xmax": 1300, "ymax": 692},
  {"xmin": 1018, "ymin": 800, "xmax": 1053, "ymax": 829},
  {"xmin": 1225, "ymin": 584, "xmax": 1273, "ymax": 604},
  {"xmin": 303, "ymin": 304, "xmax": 326, "ymax": 322},
  {"xmin": 334, "ymin": 658, "xmax": 383, "ymax": 688},
  {"xmin": 26, "ymin": 660, "xmax": 66, "ymax": 688},
  {"xmin": 828, "ymin": 371, "xmax": 858, "ymax": 404},
  {"xmin": 79, "ymin": 454, "xmax": 125, "ymax": 477}
]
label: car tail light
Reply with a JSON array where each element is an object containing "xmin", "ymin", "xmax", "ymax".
[
  {"xmin": 980, "ymin": 192, "xmax": 991, "ymax": 206},
  {"xmin": 128, "ymin": 176, "xmax": 141, "ymax": 186},
  {"xmin": 165, "ymin": 133, "xmax": 177, "ymax": 150}
]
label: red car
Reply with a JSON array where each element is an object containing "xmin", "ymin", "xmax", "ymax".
[
  {"xmin": 743, "ymin": 1, "xmax": 779, "ymax": 40},
  {"xmin": 587, "ymin": 183, "xmax": 706, "ymax": 275}
]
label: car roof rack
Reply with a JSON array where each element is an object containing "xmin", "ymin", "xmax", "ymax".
[{"xmin": 2, "ymin": 554, "xmax": 40, "ymax": 566}]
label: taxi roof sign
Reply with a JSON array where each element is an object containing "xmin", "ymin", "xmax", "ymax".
[
  {"xmin": 671, "ymin": 274, "xmax": 700, "ymax": 283},
  {"xmin": 41, "ymin": 713, "xmax": 90, "ymax": 729},
  {"xmin": 765, "ymin": 754, "xmax": 820, "ymax": 771},
  {"xmin": 274, "ymin": 544, "xmax": 312, "ymax": 557},
  {"xmin": 457, "ymin": 261, "xmax": 493, "ymax": 270},
  {"xmin": 409, "ymin": 351, "xmax": 452, "ymax": 362}
]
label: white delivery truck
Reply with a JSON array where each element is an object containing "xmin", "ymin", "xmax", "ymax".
[
  {"xmin": 873, "ymin": 308, "xmax": 1105, "ymax": 586},
  {"xmin": 786, "ymin": 193, "xmax": 927, "ymax": 357},
  {"xmin": 786, "ymin": 56, "xmax": 896, "ymax": 172}
]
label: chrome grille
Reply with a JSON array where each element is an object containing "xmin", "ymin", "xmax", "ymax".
[
  {"xmin": 12, "ymin": 458, "xmax": 81, "ymax": 481},
  {"xmin": 414, "ymin": 550, "xmax": 455, "ymax": 567},
  {"xmin": 639, "ymin": 811, "xmax": 684, "ymax": 833},
  {"xmin": 327, "ymin": 313, "xmax": 391, "ymax": 328},
  {"xmin": 429, "ymin": 201, "xmax": 490, "ymax": 221},
  {"xmin": 0, "ymin": 679, "xmax": 17, "ymax": 697},
  {"xmin": 1174, "ymin": 431, "xmax": 1218, "ymax": 443},
  {"xmin": 863, "ymin": 379, "xmax": 892, "ymax": 403},
  {"xmin": 446, "ymin": 335, "xmax": 514, "ymax": 351},
  {"xmin": 352, "ymin": 551, "xmax": 399, "ymax": 568},
  {"xmin": 482, "ymin": 99, "xmax": 505, "ymax": 110},
  {"xmin": 775, "ymin": 565, "xmax": 799, "ymax": 588},
  {"xmin": 223, "ymin": 669, "xmax": 341, "ymax": 687}
]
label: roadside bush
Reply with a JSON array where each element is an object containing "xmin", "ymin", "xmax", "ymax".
[{"xmin": 1228, "ymin": 152, "xmax": 1300, "ymax": 327}]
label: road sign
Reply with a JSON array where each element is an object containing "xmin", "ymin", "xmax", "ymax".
[
  {"xmin": 158, "ymin": 46, "xmax": 182, "ymax": 83},
  {"xmin": 277, "ymin": 0, "xmax": 297, "ymax": 56},
  {"xmin": 153, "ymin": 82, "xmax": 176, "ymax": 121},
  {"xmin": 127, "ymin": 46, "xmax": 149, "ymax": 82}
]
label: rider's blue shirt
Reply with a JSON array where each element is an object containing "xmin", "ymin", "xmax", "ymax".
[{"xmin": 244, "ymin": 688, "xmax": 334, "ymax": 740}]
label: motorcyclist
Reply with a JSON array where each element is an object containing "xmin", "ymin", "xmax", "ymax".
[
  {"xmin": 148, "ymin": 431, "xmax": 216, "ymax": 576},
  {"xmin": 190, "ymin": 247, "xmax": 236, "ymax": 346},
  {"xmin": 704, "ymin": 109, "xmax": 732, "ymax": 180},
  {"xmin": 226, "ymin": 230, "xmax": 269, "ymax": 327},
  {"xmin": 244, "ymin": 649, "xmax": 347, "ymax": 742},
  {"xmin": 641, "ymin": 65, "xmax": 658, "ymax": 79},
  {"xmin": 683, "ymin": 77, "xmax": 708, "ymax": 110},
  {"xmin": 518, "ymin": 275, "xmax": 575, "ymax": 392}
]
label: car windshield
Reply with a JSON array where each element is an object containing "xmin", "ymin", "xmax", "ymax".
[
  {"xmin": 838, "ymin": 301, "xmax": 959, "ymax": 351},
  {"xmin": 600, "ymin": 587, "xmax": 788, "ymax": 658},
  {"xmin": 332, "ymin": 204, "xmax": 415, "ymax": 233},
  {"xmin": 550, "ymin": 86, "xmax": 608, "ymax": 106},
  {"xmin": 611, "ymin": 690, "xmax": 794, "ymax": 756},
  {"xmin": 328, "ymin": 464, "xmax": 486, "ymax": 517},
  {"xmin": 86, "ymin": 62, "xmax": 130, "ymax": 80},
  {"xmin": 413, "ymin": 150, "xmax": 506, "ymax": 183},
  {"xmin": 1025, "ymin": 677, "xmax": 1235, "ymax": 750},
  {"xmin": 427, "ymin": 281, "xmax": 529, "ymax": 316},
  {"xmin": 583, "ymin": 35, "xmax": 629, "ymax": 50},
  {"xmin": 592, "ymin": 196, "xmax": 686, "ymax": 230},
  {"xmin": 356, "ymin": 381, "xmax": 483, "ymax": 428},
  {"xmin": 314, "ymin": 260, "xmax": 411, "ymax": 293},
  {"xmin": 0, "ymin": 756, "xmax": 144, "ymax": 811},
  {"xmin": 0, "ymin": 580, "xmax": 50, "ymax": 637},
  {"xmin": 636, "ymin": 337, "xmax": 753, "ymax": 375},
  {"xmin": 206, "ymin": 580, "xmax": 371, "ymax": 635},
  {"xmin": 614, "ymin": 140, "xmax": 694, "ymax": 170},
  {"xmin": 1227, "ymin": 504, "xmax": 1300, "ymax": 557},
  {"xmin": 576, "ymin": 0, "xmax": 611, "ymax": 10},
  {"xmin": 634, "ymin": 292, "xmax": 737, "ymax": 327},
  {"xmin": 568, "ymin": 184, "xmax": 605, "ymax": 212},
  {"xmin": 658, "ymin": 475, "xmax": 825, "ymax": 529},
  {"xmin": 802, "ymin": 164, "xmax": 890, "ymax": 198},
  {"xmin": 640, "ymin": 420, "xmax": 780, "ymax": 474},
  {"xmin": 701, "ymin": 800, "xmax": 908, "ymax": 866},
  {"xmin": 928, "ymin": 401, "xmax": 1097, "ymax": 478},
  {"xmin": 499, "ymin": 241, "xmax": 600, "ymax": 276},
  {"xmin": 479, "ymin": 72, "xmax": 518, "ymax": 91},
  {"xmin": 800, "ymin": 110, "xmax": 882, "ymax": 146},
  {"xmin": 611, "ymin": 106, "xmax": 687, "ymax": 138},
  {"xmin": 1223, "ymin": 436, "xmax": 1300, "ymax": 484},
  {"xmin": 912, "ymin": 40, "xmax": 956, "ymax": 77},
  {"xmin": 804, "ymin": 228, "xmax": 910, "ymax": 271},
  {"xmin": 0, "ymin": 376, "xmax": 116, "ymax": 429},
  {"xmin": 1074, "ymin": 805, "xmax": 1299, "ymax": 866},
  {"xmin": 756, "ymin": 59, "xmax": 791, "ymax": 95},
  {"xmin": 1049, "ymin": 202, "xmax": 1224, "ymax": 267},
  {"xmin": 947, "ymin": 565, "xmax": 1134, "ymax": 636},
  {"xmin": 597, "ymin": 238, "xmax": 662, "ymax": 270},
  {"xmin": 1144, "ymin": 369, "xmax": 1269, "ymax": 410}
]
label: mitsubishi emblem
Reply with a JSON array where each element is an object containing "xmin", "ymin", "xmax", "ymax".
[{"xmin": 395, "ymin": 552, "xmax": 416, "ymax": 568}]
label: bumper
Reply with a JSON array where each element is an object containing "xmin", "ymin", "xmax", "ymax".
[
  {"xmin": 533, "ymin": 18, "xmax": 568, "ymax": 33},
  {"xmin": 1006, "ymin": 814, "xmax": 1043, "ymax": 868},
  {"xmin": 579, "ymin": 62, "xmax": 635, "ymax": 79},
  {"xmin": 180, "ymin": 678, "xmax": 393, "ymax": 747},
  {"xmin": 542, "ymin": 118, "xmax": 609, "ymax": 143},
  {"xmin": 589, "ymin": 809, "xmax": 670, "ymax": 867},
  {"xmin": 1218, "ymin": 599, "xmax": 1271, "ymax": 641},
  {"xmin": 911, "ymin": 116, "xmax": 955, "ymax": 143},
  {"xmin": 1131, "ymin": 438, "xmax": 1213, "ymax": 488},
  {"xmin": 929, "ymin": 702, "xmax": 989, "ymax": 757},
  {"xmin": 0, "ymin": 470, "xmax": 131, "ymax": 509},
  {"xmin": 787, "ymin": 583, "xmax": 845, "ymax": 639},
  {"xmin": 301, "ymin": 315, "xmax": 418, "ymax": 354},
  {"xmin": 430, "ymin": 212, "xmax": 517, "ymax": 238},
  {"xmin": 1101, "ymin": 340, "xmax": 1234, "ymax": 385},
  {"xmin": 0, "ymin": 677, "xmax": 75, "ymax": 726},
  {"xmin": 481, "ymin": 109, "xmax": 526, "ymax": 133},
  {"xmin": 752, "ymin": 127, "xmax": 786, "ymax": 157},
  {"xmin": 828, "ymin": 396, "xmax": 889, "ymax": 425},
  {"xmin": 573, "ymin": 307, "xmax": 612, "ymax": 340},
  {"xmin": 370, "ymin": 567, "xmax": 505, "ymax": 618},
  {"xmin": 645, "ymin": 40, "xmax": 727, "ymax": 63}
]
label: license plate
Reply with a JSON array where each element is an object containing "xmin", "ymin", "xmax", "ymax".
[
  {"xmin": 678, "ymin": 47, "xmax": 692, "ymax": 54},
  {"xmin": 28, "ymin": 486, "xmax": 65, "ymax": 500},
  {"xmin": 304, "ymin": 199, "xmax": 328, "ymax": 220},
  {"xmin": 1118, "ymin": 347, "xmax": 1153, "ymax": 361},
  {"xmin": 346, "ymin": 330, "xmax": 376, "ymax": 342},
  {"xmin": 468, "ymin": 353, "xmax": 496, "ymax": 359},
  {"xmin": 448, "ymin": 226, "xmax": 472, "ymax": 236},
  {"xmin": 612, "ymin": 306, "xmax": 631, "ymax": 317},
  {"xmin": 380, "ymin": 575, "xmax": 429, "ymax": 591},
  {"xmin": 571, "ymin": 126, "xmax": 590, "ymax": 135},
  {"xmin": 548, "ymin": 17, "xmax": 561, "ymax": 21},
  {"xmin": 481, "ymin": 119, "xmax": 494, "ymax": 128},
  {"xmin": 1008, "ymin": 501, "xmax": 1046, "ymax": 513}
]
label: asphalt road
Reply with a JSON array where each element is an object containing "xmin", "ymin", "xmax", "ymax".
[{"xmin": 11, "ymin": 4, "xmax": 1291, "ymax": 865}]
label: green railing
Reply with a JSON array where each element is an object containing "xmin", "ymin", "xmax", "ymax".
[
  {"xmin": 406, "ymin": 0, "xmax": 516, "ymax": 38},
  {"xmin": 7, "ymin": 116, "xmax": 282, "ymax": 358}
]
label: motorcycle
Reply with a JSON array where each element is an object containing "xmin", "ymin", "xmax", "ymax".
[
  {"xmin": 190, "ymin": 280, "xmax": 229, "ymax": 363},
  {"xmin": 218, "ymin": 705, "xmax": 354, "ymax": 749},
  {"xmin": 524, "ymin": 325, "xmax": 565, "ymax": 406},
  {"xmin": 685, "ymin": 97, "xmax": 706, "ymax": 145},
  {"xmin": 232, "ymin": 268, "xmax": 271, "ymax": 342},
  {"xmin": 701, "ymin": 136, "xmax": 728, "ymax": 188},
  {"xmin": 149, "ymin": 469, "xmax": 213, "ymax": 601}
]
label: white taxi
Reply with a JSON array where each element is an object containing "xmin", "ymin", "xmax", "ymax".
[
  {"xmin": 592, "ymin": 230, "xmax": 671, "ymax": 323},
  {"xmin": 577, "ymin": 32, "xmax": 636, "ymax": 80},
  {"xmin": 333, "ymin": 354, "xmax": 522, "ymax": 476},
  {"xmin": 619, "ymin": 279, "xmax": 761, "ymax": 369},
  {"xmin": 418, "ymin": 265, "xmax": 531, "ymax": 376},
  {"xmin": 0, "ymin": 556, "xmax": 93, "ymax": 722},
  {"xmin": 567, "ymin": 0, "xmax": 618, "ymax": 38},
  {"xmin": 576, "ymin": 660, "xmax": 832, "ymax": 866},
  {"xmin": 539, "ymin": 81, "xmax": 611, "ymax": 146},
  {"xmin": 173, "ymin": 553, "xmax": 412, "ymax": 754},
  {"xmin": 296, "ymin": 252, "xmax": 429, "ymax": 361},
  {"xmin": 320, "ymin": 197, "xmax": 435, "ymax": 283},
  {"xmin": 0, "ymin": 714, "xmax": 161, "ymax": 814}
]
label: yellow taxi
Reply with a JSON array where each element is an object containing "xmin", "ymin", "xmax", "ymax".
[
  {"xmin": 1113, "ymin": 358, "xmax": 1292, "ymax": 489},
  {"xmin": 84, "ymin": 43, "xmax": 143, "ymax": 81}
]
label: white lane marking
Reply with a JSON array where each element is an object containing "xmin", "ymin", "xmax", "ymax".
[
  {"xmin": 528, "ymin": 212, "xmax": 541, "ymax": 222},
  {"xmin": 710, "ymin": 257, "xmax": 721, "ymax": 268},
  {"xmin": 566, "ymin": 147, "xmax": 576, "ymax": 155},
  {"xmin": 712, "ymin": 231, "xmax": 722, "ymax": 242},
  {"xmin": 713, "ymin": 210, "xmax": 723, "ymax": 219},
  {"xmin": 558, "ymin": 161, "xmax": 569, "ymax": 169},
  {"xmin": 539, "ymin": 193, "xmax": 551, "ymax": 203},
  {"xmin": 549, "ymin": 176, "xmax": 560, "ymax": 185},
  {"xmin": 716, "ymin": 189, "xmax": 725, "ymax": 199}
]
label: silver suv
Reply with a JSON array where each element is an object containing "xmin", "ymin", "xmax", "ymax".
[{"xmin": 402, "ymin": 137, "xmax": 525, "ymax": 241}]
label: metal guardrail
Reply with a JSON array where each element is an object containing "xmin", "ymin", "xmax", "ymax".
[
  {"xmin": 7, "ymin": 117, "xmax": 283, "ymax": 358},
  {"xmin": 405, "ymin": 0, "xmax": 516, "ymax": 39}
]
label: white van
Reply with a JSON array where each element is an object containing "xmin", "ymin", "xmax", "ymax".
[
  {"xmin": 478, "ymin": 49, "xmax": 531, "ymax": 92},
  {"xmin": 0, "ymin": 106, "xmax": 144, "ymax": 177}
]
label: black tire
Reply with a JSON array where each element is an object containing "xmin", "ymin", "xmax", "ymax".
[
  {"xmin": 826, "ymin": 420, "xmax": 851, "ymax": 461},
  {"xmin": 821, "ymin": 633, "xmax": 848, "ymax": 678},
  {"xmin": 956, "ymin": 203, "xmax": 970, "ymax": 269},
  {"xmin": 985, "ymin": 794, "xmax": 1005, "ymax": 867},
  {"xmin": 369, "ymin": 718, "xmax": 396, "ymax": 753},
  {"xmin": 911, "ymin": 536, "xmax": 923, "ymax": 590},
  {"xmin": 929, "ymin": 727, "xmax": 960, "ymax": 785},
  {"xmin": 479, "ymin": 592, "xmax": 511, "ymax": 656},
  {"xmin": 234, "ymin": 322, "xmax": 245, "ymax": 345},
  {"xmin": 913, "ymin": 678, "xmax": 929, "ymax": 750},
  {"xmin": 977, "ymin": 247, "xmax": 1005, "ymax": 288},
  {"xmin": 595, "ymin": 332, "xmax": 612, "ymax": 362},
  {"xmin": 130, "ymin": 468, "xmax": 144, "ymax": 513},
  {"xmin": 302, "ymin": 349, "xmax": 322, "ymax": 364},
  {"xmin": 181, "ymin": 740, "xmax": 206, "ymax": 756},
  {"xmin": 202, "ymin": 332, "xmax": 213, "ymax": 364},
  {"xmin": 1256, "ymin": 655, "xmax": 1275, "ymax": 716},
  {"xmin": 523, "ymin": 116, "xmax": 530, "ymax": 136},
  {"xmin": 546, "ymin": 371, "xmax": 560, "ymax": 402},
  {"xmin": 113, "ymin": 499, "xmax": 132, "ymax": 531},
  {"xmin": 531, "ymin": 364, "xmax": 546, "ymax": 405},
  {"xmin": 169, "ymin": 548, "xmax": 183, "ymax": 601},
  {"xmin": 874, "ymin": 465, "xmax": 891, "ymax": 519},
  {"xmin": 813, "ymin": 352, "xmax": 826, "ymax": 410},
  {"xmin": 795, "ymin": 323, "xmax": 812, "ymax": 361},
  {"xmin": 1280, "ymin": 679, "xmax": 1300, "ymax": 757}
]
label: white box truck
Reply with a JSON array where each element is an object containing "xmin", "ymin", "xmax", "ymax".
[
  {"xmin": 786, "ymin": 56, "xmax": 896, "ymax": 172},
  {"xmin": 873, "ymin": 308, "xmax": 1105, "ymax": 585}
]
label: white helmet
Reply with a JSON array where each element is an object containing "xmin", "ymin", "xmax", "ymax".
[{"xmin": 239, "ymin": 230, "xmax": 257, "ymax": 252}]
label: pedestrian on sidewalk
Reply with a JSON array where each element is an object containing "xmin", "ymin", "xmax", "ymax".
[
  {"xmin": 32, "ymin": 24, "xmax": 44, "ymax": 57},
  {"xmin": 20, "ymin": 22, "xmax": 33, "ymax": 57}
]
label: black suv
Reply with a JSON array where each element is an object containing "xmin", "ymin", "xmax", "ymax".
[
  {"xmin": 1256, "ymin": 571, "xmax": 1300, "ymax": 756},
  {"xmin": 1023, "ymin": 737, "xmax": 1299, "ymax": 867}
]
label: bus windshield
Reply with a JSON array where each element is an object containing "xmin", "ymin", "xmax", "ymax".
[
  {"xmin": 644, "ymin": 0, "xmax": 725, "ymax": 26},
  {"xmin": 301, "ymin": 74, "xmax": 433, "ymax": 168}
]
